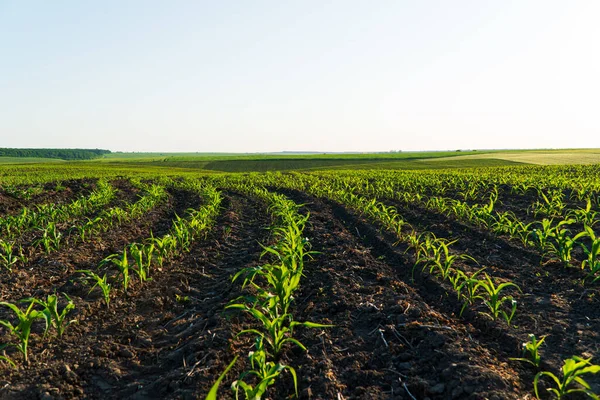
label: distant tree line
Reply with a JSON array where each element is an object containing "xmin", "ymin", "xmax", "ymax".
[{"xmin": 0, "ymin": 148, "xmax": 111, "ymax": 160}]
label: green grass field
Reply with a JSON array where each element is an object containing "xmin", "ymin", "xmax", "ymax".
[{"xmin": 0, "ymin": 149, "xmax": 598, "ymax": 173}]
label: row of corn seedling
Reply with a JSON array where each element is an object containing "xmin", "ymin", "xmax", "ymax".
[
  {"xmin": 78, "ymin": 181, "xmax": 221, "ymax": 307},
  {"xmin": 0, "ymin": 181, "xmax": 220, "ymax": 367},
  {"xmin": 0, "ymin": 293, "xmax": 76, "ymax": 366},
  {"xmin": 396, "ymin": 191, "xmax": 600, "ymax": 283},
  {"xmin": 314, "ymin": 169, "xmax": 600, "ymax": 284},
  {"xmin": 0, "ymin": 180, "xmax": 117, "ymax": 271},
  {"xmin": 300, "ymin": 172, "xmax": 600, "ymax": 398},
  {"xmin": 259, "ymin": 173, "xmax": 522, "ymax": 326},
  {"xmin": 0, "ymin": 179, "xmax": 116, "ymax": 240},
  {"xmin": 0, "ymin": 181, "xmax": 168, "ymax": 270},
  {"xmin": 70, "ymin": 183, "xmax": 168, "ymax": 244},
  {"xmin": 208, "ymin": 182, "xmax": 330, "ymax": 400}
]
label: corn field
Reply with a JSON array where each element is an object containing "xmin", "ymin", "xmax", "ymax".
[{"xmin": 0, "ymin": 164, "xmax": 599, "ymax": 399}]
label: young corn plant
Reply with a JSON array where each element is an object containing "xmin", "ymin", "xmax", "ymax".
[
  {"xmin": 547, "ymin": 219, "xmax": 579, "ymax": 267},
  {"xmin": 409, "ymin": 232, "xmax": 440, "ymax": 280},
  {"xmin": 530, "ymin": 219, "xmax": 554, "ymax": 261},
  {"xmin": 577, "ymin": 225, "xmax": 600, "ymax": 283},
  {"xmin": 418, "ymin": 240, "xmax": 477, "ymax": 281},
  {"xmin": 77, "ymin": 270, "xmax": 112, "ymax": 308},
  {"xmin": 475, "ymin": 273, "xmax": 521, "ymax": 326},
  {"xmin": 448, "ymin": 269, "xmax": 466, "ymax": 295},
  {"xmin": 510, "ymin": 334, "xmax": 546, "ymax": 368},
  {"xmin": 73, "ymin": 217, "xmax": 103, "ymax": 243},
  {"xmin": 531, "ymin": 190, "xmax": 566, "ymax": 219},
  {"xmin": 34, "ymin": 222, "xmax": 63, "ymax": 254},
  {"xmin": 0, "ymin": 299, "xmax": 46, "ymax": 362},
  {"xmin": 567, "ymin": 198, "xmax": 598, "ymax": 227},
  {"xmin": 231, "ymin": 336, "xmax": 298, "ymax": 400},
  {"xmin": 101, "ymin": 249, "xmax": 131, "ymax": 292},
  {"xmin": 227, "ymin": 303, "xmax": 330, "ymax": 357},
  {"xmin": 129, "ymin": 243, "xmax": 153, "ymax": 283},
  {"xmin": 151, "ymin": 233, "xmax": 177, "ymax": 268},
  {"xmin": 26, "ymin": 293, "xmax": 76, "ymax": 337},
  {"xmin": 171, "ymin": 215, "xmax": 193, "ymax": 254},
  {"xmin": 206, "ymin": 356, "xmax": 239, "ymax": 400},
  {"xmin": 0, "ymin": 239, "xmax": 25, "ymax": 271},
  {"xmin": 534, "ymin": 356, "xmax": 600, "ymax": 399},
  {"xmin": 456, "ymin": 267, "xmax": 486, "ymax": 316}
]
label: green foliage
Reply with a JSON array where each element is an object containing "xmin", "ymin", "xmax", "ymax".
[
  {"xmin": 534, "ymin": 356, "xmax": 600, "ymax": 399},
  {"xmin": 77, "ymin": 269, "xmax": 112, "ymax": 308},
  {"xmin": 510, "ymin": 334, "xmax": 546, "ymax": 367},
  {"xmin": 101, "ymin": 249, "xmax": 131, "ymax": 292},
  {"xmin": 206, "ymin": 356, "xmax": 239, "ymax": 400},
  {"xmin": 0, "ymin": 239, "xmax": 25, "ymax": 271},
  {"xmin": 26, "ymin": 293, "xmax": 76, "ymax": 337},
  {"xmin": 475, "ymin": 273, "xmax": 521, "ymax": 326},
  {"xmin": 231, "ymin": 337, "xmax": 298, "ymax": 400},
  {"xmin": 0, "ymin": 299, "xmax": 46, "ymax": 362}
]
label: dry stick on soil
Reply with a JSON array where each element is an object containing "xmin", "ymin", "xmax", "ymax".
[{"xmin": 397, "ymin": 322, "xmax": 453, "ymax": 330}]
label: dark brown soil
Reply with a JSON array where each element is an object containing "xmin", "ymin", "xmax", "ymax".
[{"xmin": 0, "ymin": 186, "xmax": 598, "ymax": 400}]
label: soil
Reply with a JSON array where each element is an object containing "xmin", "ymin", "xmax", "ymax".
[{"xmin": 0, "ymin": 185, "xmax": 598, "ymax": 400}]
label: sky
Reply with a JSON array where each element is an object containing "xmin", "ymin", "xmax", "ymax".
[{"xmin": 1, "ymin": 1, "xmax": 599, "ymax": 153}]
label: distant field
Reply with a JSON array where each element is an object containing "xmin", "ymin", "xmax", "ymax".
[
  {"xmin": 1, "ymin": 149, "xmax": 599, "ymax": 171},
  {"xmin": 430, "ymin": 149, "xmax": 600, "ymax": 165},
  {"xmin": 101, "ymin": 150, "xmax": 489, "ymax": 162},
  {"xmin": 102, "ymin": 150, "xmax": 516, "ymax": 172},
  {"xmin": 0, "ymin": 157, "xmax": 64, "ymax": 164}
]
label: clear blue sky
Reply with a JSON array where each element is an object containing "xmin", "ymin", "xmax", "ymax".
[{"xmin": 1, "ymin": 1, "xmax": 598, "ymax": 152}]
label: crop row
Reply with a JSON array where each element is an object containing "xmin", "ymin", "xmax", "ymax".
[
  {"xmin": 0, "ymin": 179, "xmax": 221, "ymax": 368},
  {"xmin": 228, "ymin": 172, "xmax": 600, "ymax": 399},
  {"xmin": 207, "ymin": 180, "xmax": 330, "ymax": 399}
]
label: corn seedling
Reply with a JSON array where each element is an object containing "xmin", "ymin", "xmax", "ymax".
[
  {"xmin": 151, "ymin": 233, "xmax": 176, "ymax": 267},
  {"xmin": 231, "ymin": 336, "xmax": 298, "ymax": 400},
  {"xmin": 510, "ymin": 334, "xmax": 546, "ymax": 367},
  {"xmin": 101, "ymin": 249, "xmax": 131, "ymax": 292},
  {"xmin": 448, "ymin": 269, "xmax": 466, "ymax": 295},
  {"xmin": 73, "ymin": 217, "xmax": 103, "ymax": 242},
  {"xmin": 534, "ymin": 356, "xmax": 600, "ymax": 399},
  {"xmin": 457, "ymin": 267, "xmax": 486, "ymax": 316},
  {"xmin": 531, "ymin": 190, "xmax": 566, "ymax": 218},
  {"xmin": 475, "ymin": 273, "xmax": 521, "ymax": 326},
  {"xmin": 567, "ymin": 198, "xmax": 598, "ymax": 227},
  {"xmin": 577, "ymin": 225, "xmax": 600, "ymax": 283},
  {"xmin": 171, "ymin": 215, "xmax": 193, "ymax": 253},
  {"xmin": 206, "ymin": 356, "xmax": 239, "ymax": 400},
  {"xmin": 530, "ymin": 219, "xmax": 554, "ymax": 260},
  {"xmin": 0, "ymin": 299, "xmax": 46, "ymax": 362},
  {"xmin": 547, "ymin": 219, "xmax": 578, "ymax": 267},
  {"xmin": 227, "ymin": 302, "xmax": 330, "ymax": 357},
  {"xmin": 77, "ymin": 270, "xmax": 112, "ymax": 307},
  {"xmin": 26, "ymin": 293, "xmax": 76, "ymax": 337},
  {"xmin": 129, "ymin": 243, "xmax": 153, "ymax": 283},
  {"xmin": 34, "ymin": 222, "xmax": 63, "ymax": 253},
  {"xmin": 0, "ymin": 239, "xmax": 25, "ymax": 271},
  {"xmin": 418, "ymin": 240, "xmax": 476, "ymax": 281}
]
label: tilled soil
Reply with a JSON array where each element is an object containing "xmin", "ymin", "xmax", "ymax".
[
  {"xmin": 0, "ymin": 187, "xmax": 598, "ymax": 400},
  {"xmin": 0, "ymin": 191, "xmax": 271, "ymax": 400}
]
